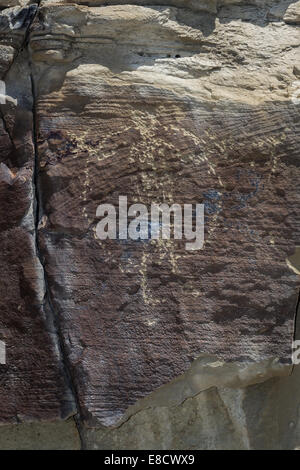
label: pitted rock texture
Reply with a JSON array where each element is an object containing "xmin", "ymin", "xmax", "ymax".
[{"xmin": 0, "ymin": 0, "xmax": 299, "ymax": 440}]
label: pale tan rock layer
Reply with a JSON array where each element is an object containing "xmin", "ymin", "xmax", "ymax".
[{"xmin": 30, "ymin": 2, "xmax": 300, "ymax": 104}]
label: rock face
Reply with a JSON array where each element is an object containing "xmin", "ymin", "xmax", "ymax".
[
  {"xmin": 0, "ymin": 0, "xmax": 299, "ymax": 449},
  {"xmin": 0, "ymin": 4, "xmax": 75, "ymax": 425}
]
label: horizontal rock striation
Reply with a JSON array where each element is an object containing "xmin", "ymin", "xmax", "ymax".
[{"xmin": 30, "ymin": 2, "xmax": 300, "ymax": 426}]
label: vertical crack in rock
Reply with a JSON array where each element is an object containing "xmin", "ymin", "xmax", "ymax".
[
  {"xmin": 29, "ymin": 38, "xmax": 84, "ymax": 449},
  {"xmin": 24, "ymin": 1, "xmax": 83, "ymax": 442},
  {"xmin": 0, "ymin": 2, "xmax": 78, "ymax": 425},
  {"xmin": 1, "ymin": 4, "xmax": 38, "ymax": 82}
]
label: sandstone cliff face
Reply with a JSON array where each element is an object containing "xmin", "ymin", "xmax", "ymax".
[{"xmin": 0, "ymin": 0, "xmax": 299, "ymax": 449}]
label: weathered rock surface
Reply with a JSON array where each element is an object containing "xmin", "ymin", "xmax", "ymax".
[
  {"xmin": 0, "ymin": 0, "xmax": 299, "ymax": 448},
  {"xmin": 0, "ymin": 418, "xmax": 80, "ymax": 449},
  {"xmin": 284, "ymin": 0, "xmax": 300, "ymax": 23},
  {"xmin": 0, "ymin": 5, "xmax": 75, "ymax": 425},
  {"xmin": 78, "ymin": 306, "xmax": 300, "ymax": 449},
  {"xmin": 82, "ymin": 363, "xmax": 300, "ymax": 450},
  {"xmin": 28, "ymin": 2, "xmax": 300, "ymax": 426}
]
